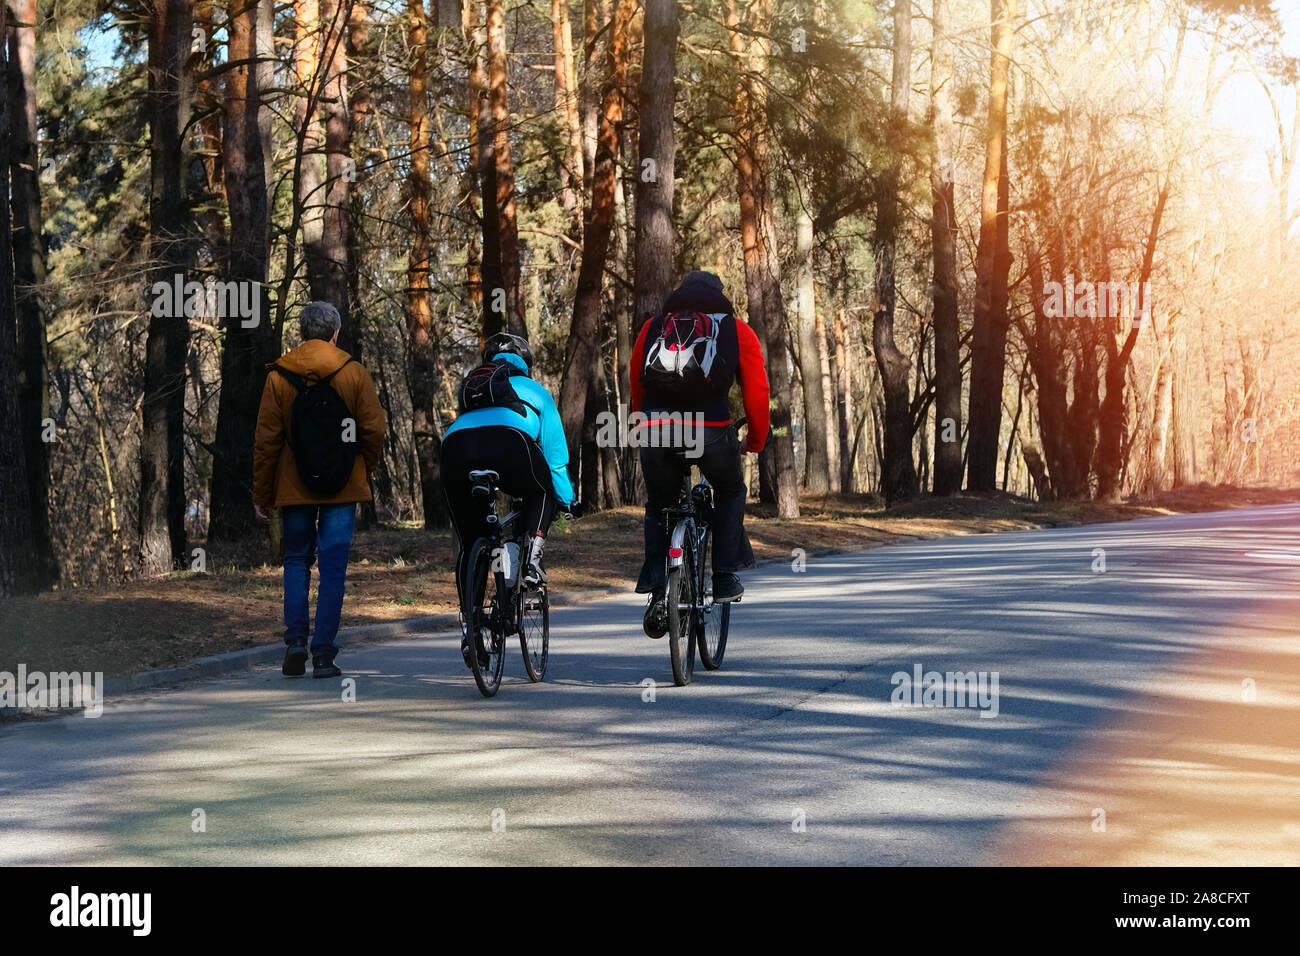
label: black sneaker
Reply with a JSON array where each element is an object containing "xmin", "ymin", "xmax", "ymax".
[
  {"xmin": 312, "ymin": 655, "xmax": 342, "ymax": 679},
  {"xmin": 282, "ymin": 642, "xmax": 308, "ymax": 677},
  {"xmin": 712, "ymin": 572, "xmax": 744, "ymax": 603},
  {"xmin": 643, "ymin": 591, "xmax": 668, "ymax": 639}
]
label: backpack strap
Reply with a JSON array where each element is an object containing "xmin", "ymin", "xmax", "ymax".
[
  {"xmin": 271, "ymin": 358, "xmax": 354, "ymax": 391},
  {"xmin": 270, "ymin": 364, "xmax": 306, "ymax": 393},
  {"xmin": 318, "ymin": 358, "xmax": 356, "ymax": 384},
  {"xmin": 493, "ymin": 358, "xmax": 541, "ymax": 417}
]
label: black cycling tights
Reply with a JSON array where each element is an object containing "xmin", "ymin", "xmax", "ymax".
[{"xmin": 442, "ymin": 425, "xmax": 558, "ymax": 596}]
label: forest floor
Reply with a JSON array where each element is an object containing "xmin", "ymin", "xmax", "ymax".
[{"xmin": 3, "ymin": 483, "xmax": 1297, "ymax": 680}]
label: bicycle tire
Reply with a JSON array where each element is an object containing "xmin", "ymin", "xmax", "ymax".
[
  {"xmin": 519, "ymin": 584, "xmax": 549, "ymax": 682},
  {"xmin": 698, "ymin": 599, "xmax": 730, "ymax": 671},
  {"xmin": 666, "ymin": 531, "xmax": 697, "ymax": 686},
  {"xmin": 695, "ymin": 525, "xmax": 729, "ymax": 670},
  {"xmin": 466, "ymin": 538, "xmax": 507, "ymax": 697}
]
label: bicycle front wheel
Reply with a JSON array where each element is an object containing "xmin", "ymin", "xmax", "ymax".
[
  {"xmin": 466, "ymin": 538, "xmax": 507, "ymax": 697},
  {"xmin": 666, "ymin": 534, "xmax": 697, "ymax": 686},
  {"xmin": 519, "ymin": 585, "xmax": 549, "ymax": 682},
  {"xmin": 698, "ymin": 598, "xmax": 730, "ymax": 671}
]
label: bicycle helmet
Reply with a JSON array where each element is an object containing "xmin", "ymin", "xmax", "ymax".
[{"xmin": 482, "ymin": 331, "xmax": 534, "ymax": 371}]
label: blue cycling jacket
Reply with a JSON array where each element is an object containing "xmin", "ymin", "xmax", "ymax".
[{"xmin": 444, "ymin": 352, "xmax": 576, "ymax": 507}]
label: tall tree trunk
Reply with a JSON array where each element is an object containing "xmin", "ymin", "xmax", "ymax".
[
  {"xmin": 210, "ymin": 0, "xmax": 274, "ymax": 541},
  {"xmin": 474, "ymin": 1, "xmax": 503, "ymax": 337},
  {"xmin": 965, "ymin": 0, "xmax": 1016, "ymax": 491},
  {"xmin": 479, "ymin": 0, "xmax": 523, "ymax": 336},
  {"xmin": 727, "ymin": 0, "xmax": 798, "ymax": 518},
  {"xmin": 295, "ymin": 0, "xmax": 325, "ymax": 319},
  {"xmin": 7, "ymin": 0, "xmax": 54, "ymax": 584},
  {"xmin": 872, "ymin": 0, "xmax": 918, "ymax": 506},
  {"xmin": 553, "ymin": 0, "xmax": 584, "ymax": 218},
  {"xmin": 193, "ymin": 3, "xmax": 226, "ymax": 259},
  {"xmin": 462, "ymin": 0, "xmax": 484, "ymax": 320},
  {"xmin": 0, "ymin": 1, "xmax": 39, "ymax": 595},
  {"xmin": 407, "ymin": 0, "xmax": 446, "ymax": 528},
  {"xmin": 579, "ymin": 0, "xmax": 608, "ymax": 196},
  {"xmin": 603, "ymin": 126, "xmax": 627, "ymax": 509},
  {"xmin": 348, "ymin": 3, "xmax": 370, "ymax": 138},
  {"xmin": 558, "ymin": 0, "xmax": 633, "ymax": 476},
  {"xmin": 834, "ymin": 307, "xmax": 854, "ymax": 492},
  {"xmin": 1095, "ymin": 180, "xmax": 1169, "ymax": 501},
  {"xmin": 794, "ymin": 183, "xmax": 830, "ymax": 492},
  {"xmin": 256, "ymin": 0, "xmax": 275, "ymax": 192},
  {"xmin": 930, "ymin": 0, "xmax": 962, "ymax": 496},
  {"xmin": 319, "ymin": 0, "xmax": 353, "ymax": 350},
  {"xmin": 816, "ymin": 309, "xmax": 840, "ymax": 490},
  {"xmin": 1147, "ymin": 333, "xmax": 1174, "ymax": 493},
  {"xmin": 346, "ymin": 0, "xmax": 373, "ymax": 425},
  {"xmin": 140, "ymin": 0, "xmax": 194, "ymax": 575},
  {"xmin": 1170, "ymin": 330, "xmax": 1196, "ymax": 487},
  {"xmin": 633, "ymin": 0, "xmax": 676, "ymax": 331}
]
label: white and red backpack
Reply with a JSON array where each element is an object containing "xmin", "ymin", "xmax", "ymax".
[{"xmin": 640, "ymin": 311, "xmax": 735, "ymax": 401}]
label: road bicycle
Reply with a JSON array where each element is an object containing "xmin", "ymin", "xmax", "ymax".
[
  {"xmin": 662, "ymin": 418, "xmax": 746, "ymax": 686},
  {"xmin": 458, "ymin": 469, "xmax": 580, "ymax": 697}
]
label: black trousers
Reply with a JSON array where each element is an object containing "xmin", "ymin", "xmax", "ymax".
[
  {"xmin": 442, "ymin": 426, "xmax": 557, "ymax": 596},
  {"xmin": 635, "ymin": 425, "xmax": 755, "ymax": 594}
]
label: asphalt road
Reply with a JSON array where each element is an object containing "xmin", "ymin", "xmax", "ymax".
[{"xmin": 4, "ymin": 504, "xmax": 1299, "ymax": 865}]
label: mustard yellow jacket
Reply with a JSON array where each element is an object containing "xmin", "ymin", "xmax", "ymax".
[{"xmin": 252, "ymin": 339, "xmax": 387, "ymax": 508}]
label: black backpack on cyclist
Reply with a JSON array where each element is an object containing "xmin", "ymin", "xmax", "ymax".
[
  {"xmin": 270, "ymin": 359, "xmax": 358, "ymax": 497},
  {"xmin": 640, "ymin": 311, "xmax": 737, "ymax": 402},
  {"xmin": 458, "ymin": 357, "xmax": 540, "ymax": 419}
]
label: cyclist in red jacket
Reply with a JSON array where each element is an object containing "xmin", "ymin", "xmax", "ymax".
[{"xmin": 629, "ymin": 270, "xmax": 770, "ymax": 638}]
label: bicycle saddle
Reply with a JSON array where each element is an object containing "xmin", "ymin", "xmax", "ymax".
[{"xmin": 469, "ymin": 469, "xmax": 499, "ymax": 499}]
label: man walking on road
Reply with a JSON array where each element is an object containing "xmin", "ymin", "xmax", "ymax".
[{"xmin": 253, "ymin": 302, "xmax": 387, "ymax": 679}]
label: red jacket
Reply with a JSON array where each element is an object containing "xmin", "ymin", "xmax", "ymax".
[{"xmin": 629, "ymin": 315, "xmax": 770, "ymax": 453}]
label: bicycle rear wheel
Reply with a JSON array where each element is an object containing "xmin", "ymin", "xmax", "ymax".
[
  {"xmin": 519, "ymin": 585, "xmax": 549, "ymax": 682},
  {"xmin": 695, "ymin": 527, "xmax": 729, "ymax": 670},
  {"xmin": 466, "ymin": 538, "xmax": 507, "ymax": 697},
  {"xmin": 666, "ymin": 533, "xmax": 697, "ymax": 686}
]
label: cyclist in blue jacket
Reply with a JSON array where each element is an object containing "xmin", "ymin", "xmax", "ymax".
[{"xmin": 442, "ymin": 333, "xmax": 576, "ymax": 611}]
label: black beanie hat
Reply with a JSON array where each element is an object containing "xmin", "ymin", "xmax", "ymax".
[{"xmin": 662, "ymin": 270, "xmax": 734, "ymax": 315}]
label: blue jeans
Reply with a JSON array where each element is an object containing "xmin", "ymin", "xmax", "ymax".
[{"xmin": 281, "ymin": 503, "xmax": 356, "ymax": 659}]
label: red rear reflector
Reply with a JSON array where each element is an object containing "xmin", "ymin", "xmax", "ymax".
[{"xmin": 668, "ymin": 547, "xmax": 682, "ymax": 558}]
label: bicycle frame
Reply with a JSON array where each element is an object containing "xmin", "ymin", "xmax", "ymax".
[
  {"xmin": 663, "ymin": 417, "xmax": 741, "ymax": 574},
  {"xmin": 667, "ymin": 497, "xmax": 708, "ymax": 570},
  {"xmin": 665, "ymin": 470, "xmax": 712, "ymax": 579},
  {"xmin": 466, "ymin": 472, "xmax": 523, "ymax": 588}
]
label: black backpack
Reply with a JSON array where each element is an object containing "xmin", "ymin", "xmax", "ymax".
[
  {"xmin": 271, "ymin": 359, "xmax": 359, "ymax": 497},
  {"xmin": 640, "ymin": 311, "xmax": 736, "ymax": 402},
  {"xmin": 458, "ymin": 358, "xmax": 540, "ymax": 418}
]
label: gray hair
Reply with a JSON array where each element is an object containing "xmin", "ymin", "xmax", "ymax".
[{"xmin": 299, "ymin": 301, "xmax": 341, "ymax": 341}]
